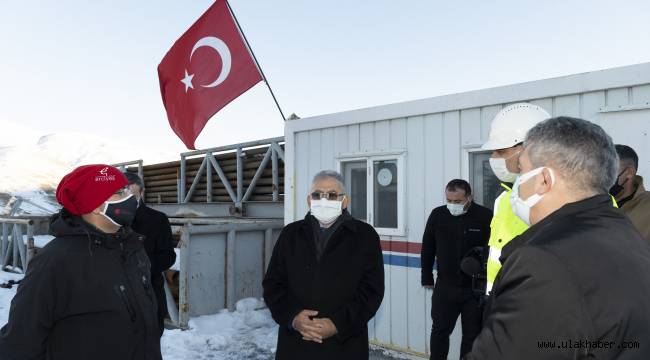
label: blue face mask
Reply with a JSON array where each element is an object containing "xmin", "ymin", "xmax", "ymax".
[{"xmin": 101, "ymin": 195, "xmax": 138, "ymax": 227}]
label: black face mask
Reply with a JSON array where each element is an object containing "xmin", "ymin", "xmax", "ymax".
[
  {"xmin": 609, "ymin": 170, "xmax": 629, "ymax": 197},
  {"xmin": 101, "ymin": 195, "xmax": 138, "ymax": 227}
]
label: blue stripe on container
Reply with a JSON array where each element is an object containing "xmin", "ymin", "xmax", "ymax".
[
  {"xmin": 381, "ymin": 253, "xmax": 437, "ymax": 269},
  {"xmin": 382, "ymin": 254, "xmax": 422, "ymax": 269}
]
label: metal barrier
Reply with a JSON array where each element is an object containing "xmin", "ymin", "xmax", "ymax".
[
  {"xmin": 0, "ymin": 218, "xmax": 36, "ymax": 272},
  {"xmin": 180, "ymin": 137, "xmax": 285, "ymax": 209},
  {"xmin": 112, "ymin": 160, "xmax": 144, "ymax": 179},
  {"xmin": 169, "ymin": 218, "xmax": 284, "ymax": 329}
]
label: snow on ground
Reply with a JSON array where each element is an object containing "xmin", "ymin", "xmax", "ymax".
[
  {"xmin": 0, "ymin": 274, "xmax": 404, "ymax": 359},
  {"xmin": 0, "ymin": 277, "xmax": 278, "ymax": 360},
  {"xmin": 171, "ymin": 248, "xmax": 181, "ymax": 271},
  {"xmin": 22, "ymin": 235, "xmax": 55, "ymax": 248},
  {"xmin": 161, "ymin": 298, "xmax": 278, "ymax": 360},
  {"xmin": 0, "ymin": 272, "xmax": 24, "ymax": 326}
]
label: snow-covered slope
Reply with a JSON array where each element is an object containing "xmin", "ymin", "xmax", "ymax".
[{"xmin": 0, "ymin": 120, "xmax": 175, "ymax": 214}]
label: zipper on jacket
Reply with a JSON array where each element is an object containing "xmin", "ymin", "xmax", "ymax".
[
  {"xmin": 121, "ymin": 250, "xmax": 155, "ymax": 346},
  {"xmin": 115, "ymin": 284, "xmax": 137, "ymax": 322},
  {"xmin": 142, "ymin": 275, "xmax": 150, "ymax": 289}
]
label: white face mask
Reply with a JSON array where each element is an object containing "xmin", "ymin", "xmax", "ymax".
[
  {"xmin": 489, "ymin": 152, "xmax": 520, "ymax": 183},
  {"xmin": 310, "ymin": 198, "xmax": 343, "ymax": 226},
  {"xmin": 447, "ymin": 202, "xmax": 468, "ymax": 216},
  {"xmin": 510, "ymin": 167, "xmax": 554, "ymax": 225}
]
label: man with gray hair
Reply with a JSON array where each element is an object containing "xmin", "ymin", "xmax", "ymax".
[
  {"xmin": 263, "ymin": 170, "xmax": 385, "ymax": 360},
  {"xmin": 466, "ymin": 117, "xmax": 650, "ymax": 359}
]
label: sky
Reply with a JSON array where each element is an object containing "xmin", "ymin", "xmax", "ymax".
[{"xmin": 1, "ymin": 0, "xmax": 650, "ymax": 161}]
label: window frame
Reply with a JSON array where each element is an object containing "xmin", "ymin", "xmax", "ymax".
[{"xmin": 337, "ymin": 150, "xmax": 406, "ymax": 236}]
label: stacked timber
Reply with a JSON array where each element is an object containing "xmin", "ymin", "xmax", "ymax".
[{"xmin": 127, "ymin": 144, "xmax": 284, "ymax": 204}]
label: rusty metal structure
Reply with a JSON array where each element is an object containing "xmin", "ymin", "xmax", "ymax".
[
  {"xmin": 171, "ymin": 218, "xmax": 284, "ymax": 328},
  {"xmin": 0, "ymin": 218, "xmax": 37, "ymax": 272},
  {"xmin": 0, "ymin": 137, "xmax": 286, "ymax": 329},
  {"xmin": 117, "ymin": 137, "xmax": 286, "ymax": 329},
  {"xmin": 126, "ymin": 136, "xmax": 285, "ymax": 219}
]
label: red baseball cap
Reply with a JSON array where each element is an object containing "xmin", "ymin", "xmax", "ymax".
[{"xmin": 56, "ymin": 165, "xmax": 128, "ymax": 215}]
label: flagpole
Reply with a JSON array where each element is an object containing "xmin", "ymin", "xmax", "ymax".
[{"xmin": 225, "ymin": 0, "xmax": 286, "ymax": 121}]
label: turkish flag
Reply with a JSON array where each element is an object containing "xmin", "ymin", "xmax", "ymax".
[{"xmin": 158, "ymin": 0, "xmax": 263, "ymax": 149}]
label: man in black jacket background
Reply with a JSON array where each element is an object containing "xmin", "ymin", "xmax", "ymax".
[
  {"xmin": 0, "ymin": 165, "xmax": 161, "ymax": 360},
  {"xmin": 466, "ymin": 117, "xmax": 650, "ymax": 359},
  {"xmin": 420, "ymin": 179, "xmax": 492, "ymax": 360},
  {"xmin": 263, "ymin": 170, "xmax": 384, "ymax": 360},
  {"xmin": 124, "ymin": 172, "xmax": 176, "ymax": 336}
]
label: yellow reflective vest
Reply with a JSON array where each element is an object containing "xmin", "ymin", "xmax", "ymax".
[
  {"xmin": 486, "ymin": 184, "xmax": 619, "ymax": 294},
  {"xmin": 486, "ymin": 184, "xmax": 527, "ymax": 294}
]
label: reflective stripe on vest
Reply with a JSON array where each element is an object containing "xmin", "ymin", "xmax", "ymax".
[
  {"xmin": 486, "ymin": 184, "xmax": 529, "ymax": 294},
  {"xmin": 485, "ymin": 186, "xmax": 619, "ymax": 295}
]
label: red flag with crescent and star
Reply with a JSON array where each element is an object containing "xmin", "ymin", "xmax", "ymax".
[{"xmin": 158, "ymin": 0, "xmax": 263, "ymax": 150}]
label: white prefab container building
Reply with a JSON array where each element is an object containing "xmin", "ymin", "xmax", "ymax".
[{"xmin": 283, "ymin": 62, "xmax": 650, "ymax": 358}]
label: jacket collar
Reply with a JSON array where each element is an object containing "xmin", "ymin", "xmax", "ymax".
[
  {"xmin": 49, "ymin": 209, "xmax": 141, "ymax": 250},
  {"xmin": 501, "ymin": 194, "xmax": 612, "ymax": 263},
  {"xmin": 632, "ymin": 175, "xmax": 646, "ymax": 200}
]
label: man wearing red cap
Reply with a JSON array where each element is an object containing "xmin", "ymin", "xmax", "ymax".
[{"xmin": 0, "ymin": 165, "xmax": 162, "ymax": 360}]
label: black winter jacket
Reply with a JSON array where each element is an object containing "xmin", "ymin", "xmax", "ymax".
[
  {"xmin": 263, "ymin": 213, "xmax": 385, "ymax": 360},
  {"xmin": 420, "ymin": 202, "xmax": 492, "ymax": 287},
  {"xmin": 131, "ymin": 204, "xmax": 176, "ymax": 334},
  {"xmin": 466, "ymin": 195, "xmax": 650, "ymax": 360},
  {"xmin": 0, "ymin": 210, "xmax": 162, "ymax": 360}
]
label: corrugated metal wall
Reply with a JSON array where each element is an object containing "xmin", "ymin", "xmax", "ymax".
[{"xmin": 287, "ymin": 74, "xmax": 650, "ymax": 357}]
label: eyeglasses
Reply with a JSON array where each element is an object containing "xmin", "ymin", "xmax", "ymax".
[
  {"xmin": 310, "ymin": 191, "xmax": 345, "ymax": 201},
  {"xmin": 114, "ymin": 187, "xmax": 133, "ymax": 196}
]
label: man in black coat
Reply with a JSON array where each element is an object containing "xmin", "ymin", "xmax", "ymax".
[
  {"xmin": 0, "ymin": 165, "xmax": 161, "ymax": 360},
  {"xmin": 263, "ymin": 170, "xmax": 385, "ymax": 360},
  {"xmin": 466, "ymin": 117, "xmax": 650, "ymax": 359},
  {"xmin": 421, "ymin": 179, "xmax": 492, "ymax": 360},
  {"xmin": 124, "ymin": 172, "xmax": 176, "ymax": 336}
]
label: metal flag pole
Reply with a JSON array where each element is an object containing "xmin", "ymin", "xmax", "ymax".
[{"xmin": 225, "ymin": 0, "xmax": 286, "ymax": 121}]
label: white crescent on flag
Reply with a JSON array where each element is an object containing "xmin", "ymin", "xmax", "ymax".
[{"xmin": 181, "ymin": 36, "xmax": 232, "ymax": 92}]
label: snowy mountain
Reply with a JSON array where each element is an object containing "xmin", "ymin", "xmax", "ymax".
[{"xmin": 0, "ymin": 120, "xmax": 175, "ymax": 214}]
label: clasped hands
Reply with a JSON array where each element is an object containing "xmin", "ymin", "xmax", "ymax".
[{"xmin": 292, "ymin": 309, "xmax": 337, "ymax": 343}]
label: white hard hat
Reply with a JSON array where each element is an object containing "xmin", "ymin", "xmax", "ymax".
[{"xmin": 481, "ymin": 103, "xmax": 551, "ymax": 151}]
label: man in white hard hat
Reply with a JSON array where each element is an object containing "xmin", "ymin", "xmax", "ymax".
[{"xmin": 480, "ymin": 103, "xmax": 550, "ymax": 295}]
